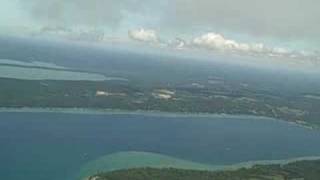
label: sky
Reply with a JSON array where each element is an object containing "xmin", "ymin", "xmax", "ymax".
[{"xmin": 0, "ymin": 0, "xmax": 319, "ymax": 65}]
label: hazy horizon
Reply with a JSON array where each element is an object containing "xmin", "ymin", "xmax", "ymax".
[{"xmin": 0, "ymin": 0, "xmax": 319, "ymax": 72}]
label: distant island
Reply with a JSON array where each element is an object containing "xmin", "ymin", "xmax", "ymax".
[
  {"xmin": 0, "ymin": 76, "xmax": 319, "ymax": 129},
  {"xmin": 0, "ymin": 45, "xmax": 319, "ymax": 129}
]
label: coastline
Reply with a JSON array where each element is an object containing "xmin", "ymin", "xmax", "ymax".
[
  {"xmin": 221, "ymin": 155, "xmax": 320, "ymax": 170},
  {"xmin": 85, "ymin": 157, "xmax": 320, "ymax": 180},
  {"xmin": 0, "ymin": 107, "xmax": 316, "ymax": 130},
  {"xmin": 81, "ymin": 151, "xmax": 320, "ymax": 180}
]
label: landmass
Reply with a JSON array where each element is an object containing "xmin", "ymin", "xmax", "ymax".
[
  {"xmin": 0, "ymin": 76, "xmax": 319, "ymax": 128},
  {"xmin": 0, "ymin": 39, "xmax": 319, "ymax": 128},
  {"xmin": 89, "ymin": 159, "xmax": 320, "ymax": 180},
  {"xmin": 78, "ymin": 151, "xmax": 320, "ymax": 180}
]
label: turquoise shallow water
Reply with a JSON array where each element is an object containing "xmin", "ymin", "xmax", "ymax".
[
  {"xmin": 0, "ymin": 65, "xmax": 107, "ymax": 81},
  {"xmin": 1, "ymin": 112, "xmax": 320, "ymax": 180}
]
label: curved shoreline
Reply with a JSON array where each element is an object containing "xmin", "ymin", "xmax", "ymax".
[
  {"xmin": 80, "ymin": 151, "xmax": 320, "ymax": 180},
  {"xmin": 87, "ymin": 151, "xmax": 320, "ymax": 171},
  {"xmin": 0, "ymin": 107, "xmax": 315, "ymax": 129},
  {"xmin": 222, "ymin": 155, "xmax": 320, "ymax": 170},
  {"xmin": 0, "ymin": 107, "xmax": 288, "ymax": 120}
]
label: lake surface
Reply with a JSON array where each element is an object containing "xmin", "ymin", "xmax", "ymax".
[
  {"xmin": 1, "ymin": 112, "xmax": 320, "ymax": 180},
  {"xmin": 0, "ymin": 65, "xmax": 107, "ymax": 81},
  {"xmin": 0, "ymin": 59, "xmax": 67, "ymax": 69},
  {"xmin": 0, "ymin": 58, "xmax": 108, "ymax": 81}
]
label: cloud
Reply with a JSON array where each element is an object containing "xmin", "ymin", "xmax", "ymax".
[
  {"xmin": 18, "ymin": 0, "xmax": 151, "ymax": 27},
  {"xmin": 128, "ymin": 28, "xmax": 159, "ymax": 43},
  {"xmin": 127, "ymin": 30, "xmax": 319, "ymax": 62},
  {"xmin": 7, "ymin": 0, "xmax": 320, "ymax": 44},
  {"xmin": 180, "ymin": 33, "xmax": 319, "ymax": 68},
  {"xmin": 128, "ymin": 29, "xmax": 188, "ymax": 49},
  {"xmin": 189, "ymin": 32, "xmax": 320, "ymax": 63},
  {"xmin": 191, "ymin": 32, "xmax": 270, "ymax": 54},
  {"xmin": 193, "ymin": 33, "xmax": 247, "ymax": 51},
  {"xmin": 166, "ymin": 0, "xmax": 320, "ymax": 40},
  {"xmin": 3, "ymin": 0, "xmax": 318, "ymax": 60}
]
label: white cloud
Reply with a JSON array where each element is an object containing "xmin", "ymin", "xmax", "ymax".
[
  {"xmin": 191, "ymin": 33, "xmax": 267, "ymax": 53},
  {"xmin": 189, "ymin": 32, "xmax": 307, "ymax": 59},
  {"xmin": 126, "ymin": 30, "xmax": 319, "ymax": 62},
  {"xmin": 128, "ymin": 28, "xmax": 159, "ymax": 43},
  {"xmin": 169, "ymin": 0, "xmax": 320, "ymax": 40},
  {"xmin": 189, "ymin": 33, "xmax": 320, "ymax": 65}
]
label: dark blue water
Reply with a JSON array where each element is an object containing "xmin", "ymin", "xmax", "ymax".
[{"xmin": 1, "ymin": 112, "xmax": 320, "ymax": 180}]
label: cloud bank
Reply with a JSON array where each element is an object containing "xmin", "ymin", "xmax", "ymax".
[
  {"xmin": 126, "ymin": 29, "xmax": 319, "ymax": 63},
  {"xmin": 167, "ymin": 0, "xmax": 320, "ymax": 40},
  {"xmin": 191, "ymin": 33, "xmax": 281, "ymax": 56},
  {"xmin": 189, "ymin": 33, "xmax": 319, "ymax": 60},
  {"xmin": 17, "ymin": 0, "xmax": 162, "ymax": 28},
  {"xmin": 1, "ymin": 0, "xmax": 319, "ymax": 67},
  {"xmin": 13, "ymin": 0, "xmax": 320, "ymax": 41}
]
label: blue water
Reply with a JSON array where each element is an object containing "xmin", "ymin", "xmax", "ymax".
[{"xmin": 1, "ymin": 112, "xmax": 320, "ymax": 180}]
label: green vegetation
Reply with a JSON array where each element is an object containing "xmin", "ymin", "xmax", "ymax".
[
  {"xmin": 90, "ymin": 159, "xmax": 320, "ymax": 180},
  {"xmin": 1, "ymin": 38, "xmax": 320, "ymax": 127},
  {"xmin": 0, "ymin": 77, "xmax": 319, "ymax": 128}
]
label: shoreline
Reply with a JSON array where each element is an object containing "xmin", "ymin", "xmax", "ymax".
[
  {"xmin": 1, "ymin": 107, "xmax": 320, "ymax": 178},
  {"xmin": 0, "ymin": 107, "xmax": 316, "ymax": 130},
  {"xmin": 86, "ymin": 156, "xmax": 320, "ymax": 180},
  {"xmin": 221, "ymin": 155, "xmax": 320, "ymax": 170},
  {"xmin": 82, "ymin": 151, "xmax": 320, "ymax": 180},
  {"xmin": 0, "ymin": 107, "xmax": 276, "ymax": 118}
]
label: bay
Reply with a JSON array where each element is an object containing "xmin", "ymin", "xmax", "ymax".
[{"xmin": 1, "ymin": 112, "xmax": 320, "ymax": 180}]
